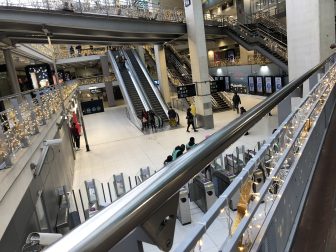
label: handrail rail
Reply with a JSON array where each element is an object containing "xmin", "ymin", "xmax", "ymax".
[
  {"xmin": 130, "ymin": 48, "xmax": 169, "ymax": 117},
  {"xmin": 122, "ymin": 49, "xmax": 152, "ymax": 111},
  {"xmin": 106, "ymin": 50, "xmax": 144, "ymax": 129},
  {"xmin": 46, "ymin": 47, "xmax": 335, "ymax": 251}
]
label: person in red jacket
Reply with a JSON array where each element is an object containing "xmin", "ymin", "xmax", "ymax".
[{"xmin": 70, "ymin": 122, "xmax": 80, "ymax": 150}]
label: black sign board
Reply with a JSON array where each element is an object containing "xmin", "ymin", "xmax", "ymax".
[
  {"xmin": 177, "ymin": 84, "xmax": 196, "ymax": 98},
  {"xmin": 210, "ymin": 80, "xmax": 225, "ymax": 94},
  {"xmin": 81, "ymin": 99, "xmax": 105, "ymax": 115},
  {"xmin": 213, "ymin": 76, "xmax": 231, "ymax": 92}
]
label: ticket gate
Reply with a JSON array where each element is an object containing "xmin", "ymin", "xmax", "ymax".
[
  {"xmin": 176, "ymin": 186, "xmax": 191, "ymax": 225},
  {"xmin": 212, "ymin": 170, "xmax": 235, "ymax": 197},
  {"xmin": 224, "ymin": 154, "xmax": 244, "ymax": 175},
  {"xmin": 140, "ymin": 167, "xmax": 151, "ymax": 181},
  {"xmin": 85, "ymin": 179, "xmax": 98, "ymax": 205},
  {"xmin": 212, "ymin": 170, "xmax": 240, "ymax": 211},
  {"xmin": 189, "ymin": 175, "xmax": 216, "ymax": 213},
  {"xmin": 113, "ymin": 173, "xmax": 126, "ymax": 197}
]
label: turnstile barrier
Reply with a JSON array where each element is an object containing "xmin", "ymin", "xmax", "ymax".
[{"xmin": 189, "ymin": 175, "xmax": 216, "ymax": 213}]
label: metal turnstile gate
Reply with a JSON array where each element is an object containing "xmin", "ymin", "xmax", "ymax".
[{"xmin": 190, "ymin": 175, "xmax": 216, "ymax": 213}]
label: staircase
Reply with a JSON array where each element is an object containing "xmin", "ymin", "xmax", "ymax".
[
  {"xmin": 124, "ymin": 49, "xmax": 168, "ymax": 121},
  {"xmin": 211, "ymin": 92, "xmax": 230, "ymax": 112}
]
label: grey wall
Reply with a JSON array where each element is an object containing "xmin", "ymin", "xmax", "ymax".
[
  {"xmin": 0, "ymin": 122, "xmax": 75, "ymax": 252},
  {"xmin": 209, "ymin": 63, "xmax": 286, "ymax": 86}
]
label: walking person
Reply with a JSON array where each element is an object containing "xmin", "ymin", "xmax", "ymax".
[
  {"xmin": 70, "ymin": 122, "xmax": 80, "ymax": 150},
  {"xmin": 186, "ymin": 108, "xmax": 197, "ymax": 132},
  {"xmin": 232, "ymin": 92, "xmax": 241, "ymax": 114}
]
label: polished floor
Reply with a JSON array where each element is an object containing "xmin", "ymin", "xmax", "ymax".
[{"xmin": 72, "ymin": 94, "xmax": 279, "ymax": 251}]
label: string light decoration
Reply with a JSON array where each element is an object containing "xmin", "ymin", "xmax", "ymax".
[
  {"xmin": 231, "ymin": 63, "xmax": 336, "ymax": 251},
  {"xmin": 0, "ymin": 83, "xmax": 77, "ymax": 168}
]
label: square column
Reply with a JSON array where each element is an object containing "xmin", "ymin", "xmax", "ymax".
[
  {"xmin": 100, "ymin": 56, "xmax": 115, "ymax": 107},
  {"xmin": 185, "ymin": 0, "xmax": 214, "ymax": 129},
  {"xmin": 3, "ymin": 49, "xmax": 21, "ymax": 94},
  {"xmin": 154, "ymin": 45, "xmax": 171, "ymax": 104},
  {"xmin": 137, "ymin": 46, "xmax": 146, "ymax": 65},
  {"xmin": 277, "ymin": 0, "xmax": 335, "ymax": 124}
]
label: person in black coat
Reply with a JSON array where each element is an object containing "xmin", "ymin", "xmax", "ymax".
[
  {"xmin": 232, "ymin": 92, "xmax": 241, "ymax": 114},
  {"xmin": 186, "ymin": 108, "xmax": 197, "ymax": 132}
]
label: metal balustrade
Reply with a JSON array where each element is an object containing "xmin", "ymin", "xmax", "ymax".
[
  {"xmin": 204, "ymin": 14, "xmax": 287, "ymax": 62},
  {"xmin": 177, "ymin": 58, "xmax": 336, "ymax": 251},
  {"xmin": 46, "ymin": 53, "xmax": 335, "ymax": 252},
  {"xmin": 55, "ymin": 46, "xmax": 108, "ymax": 59},
  {"xmin": 0, "ymin": 0, "xmax": 185, "ymax": 23},
  {"xmin": 69, "ymin": 75, "xmax": 115, "ymax": 86},
  {"xmin": 0, "ymin": 83, "xmax": 77, "ymax": 170}
]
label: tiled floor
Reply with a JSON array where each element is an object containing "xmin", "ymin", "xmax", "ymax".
[{"xmin": 72, "ymin": 94, "xmax": 279, "ymax": 251}]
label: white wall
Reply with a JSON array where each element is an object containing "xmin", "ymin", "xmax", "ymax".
[{"xmin": 286, "ymin": 0, "xmax": 335, "ymax": 81}]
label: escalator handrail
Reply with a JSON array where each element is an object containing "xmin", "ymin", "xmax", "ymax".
[
  {"xmin": 130, "ymin": 48, "xmax": 169, "ymax": 118},
  {"xmin": 107, "ymin": 51, "xmax": 143, "ymax": 128},
  {"xmin": 121, "ymin": 49, "xmax": 152, "ymax": 112},
  {"xmin": 46, "ymin": 54, "xmax": 335, "ymax": 252}
]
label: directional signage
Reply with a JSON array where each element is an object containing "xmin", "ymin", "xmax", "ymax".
[
  {"xmin": 177, "ymin": 84, "xmax": 196, "ymax": 98},
  {"xmin": 210, "ymin": 80, "xmax": 225, "ymax": 94}
]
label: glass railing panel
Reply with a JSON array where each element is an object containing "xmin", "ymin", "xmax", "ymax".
[
  {"xmin": 0, "ymin": 83, "xmax": 77, "ymax": 170},
  {"xmin": 176, "ymin": 59, "xmax": 336, "ymax": 252},
  {"xmin": 0, "ymin": 0, "xmax": 185, "ymax": 23}
]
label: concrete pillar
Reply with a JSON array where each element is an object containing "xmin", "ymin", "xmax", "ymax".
[
  {"xmin": 3, "ymin": 49, "xmax": 20, "ymax": 94},
  {"xmin": 236, "ymin": 0, "xmax": 251, "ymax": 24},
  {"xmin": 100, "ymin": 56, "xmax": 115, "ymax": 107},
  {"xmin": 185, "ymin": 0, "xmax": 214, "ymax": 129},
  {"xmin": 154, "ymin": 45, "xmax": 170, "ymax": 104},
  {"xmin": 137, "ymin": 46, "xmax": 145, "ymax": 65},
  {"xmin": 277, "ymin": 0, "xmax": 335, "ymax": 124}
]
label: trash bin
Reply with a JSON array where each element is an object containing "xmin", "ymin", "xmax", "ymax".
[{"xmin": 177, "ymin": 186, "xmax": 191, "ymax": 225}]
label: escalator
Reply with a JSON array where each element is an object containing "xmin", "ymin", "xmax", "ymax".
[
  {"xmin": 245, "ymin": 23, "xmax": 287, "ymax": 45},
  {"xmin": 165, "ymin": 45, "xmax": 231, "ymax": 112},
  {"xmin": 290, "ymin": 106, "xmax": 336, "ymax": 252},
  {"xmin": 108, "ymin": 50, "xmax": 146, "ymax": 121},
  {"xmin": 124, "ymin": 49, "xmax": 168, "ymax": 121}
]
